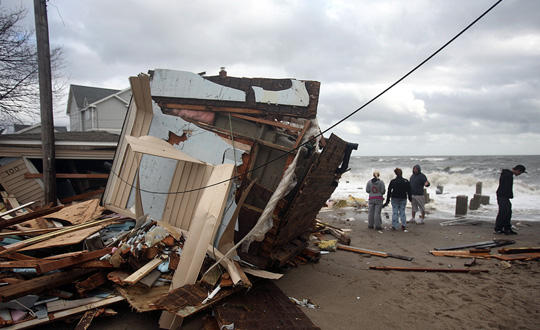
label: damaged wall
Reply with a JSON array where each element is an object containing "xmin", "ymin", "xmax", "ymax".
[{"xmin": 102, "ymin": 69, "xmax": 356, "ymax": 272}]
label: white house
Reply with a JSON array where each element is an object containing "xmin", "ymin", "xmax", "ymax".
[{"xmin": 66, "ymin": 84, "xmax": 132, "ymax": 133}]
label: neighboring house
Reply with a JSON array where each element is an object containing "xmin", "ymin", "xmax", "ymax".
[{"xmin": 66, "ymin": 84, "xmax": 132, "ymax": 133}]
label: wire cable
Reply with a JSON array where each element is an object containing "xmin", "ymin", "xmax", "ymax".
[{"xmin": 108, "ymin": 0, "xmax": 503, "ymax": 195}]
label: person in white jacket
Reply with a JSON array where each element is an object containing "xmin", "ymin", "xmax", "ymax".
[{"xmin": 366, "ymin": 170, "xmax": 385, "ymax": 230}]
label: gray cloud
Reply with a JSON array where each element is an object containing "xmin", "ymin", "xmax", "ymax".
[{"xmin": 4, "ymin": 0, "xmax": 539, "ymax": 155}]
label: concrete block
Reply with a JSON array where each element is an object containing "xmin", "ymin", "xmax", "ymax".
[
  {"xmin": 436, "ymin": 185, "xmax": 444, "ymax": 194},
  {"xmin": 480, "ymin": 195, "xmax": 490, "ymax": 205},
  {"xmin": 469, "ymin": 195, "xmax": 481, "ymax": 210},
  {"xmin": 455, "ymin": 195, "xmax": 468, "ymax": 216}
]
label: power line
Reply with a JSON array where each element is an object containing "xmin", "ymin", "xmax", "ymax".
[{"xmin": 109, "ymin": 0, "xmax": 503, "ymax": 195}]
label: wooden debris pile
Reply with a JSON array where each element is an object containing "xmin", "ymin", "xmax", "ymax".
[
  {"xmin": 0, "ymin": 69, "xmax": 360, "ymax": 329},
  {"xmin": 0, "ymin": 193, "xmax": 329, "ymax": 329}
]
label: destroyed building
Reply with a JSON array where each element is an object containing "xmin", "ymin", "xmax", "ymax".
[{"xmin": 0, "ymin": 68, "xmax": 356, "ymax": 329}]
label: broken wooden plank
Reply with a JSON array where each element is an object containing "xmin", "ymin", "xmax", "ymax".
[
  {"xmin": 430, "ymin": 250, "xmax": 540, "ymax": 261},
  {"xmin": 0, "ymin": 268, "xmax": 95, "ymax": 302},
  {"xmin": 74, "ymin": 308, "xmax": 100, "ymax": 330},
  {"xmin": 498, "ymin": 247, "xmax": 540, "ymax": 254},
  {"xmin": 0, "ymin": 246, "xmax": 38, "ymax": 261},
  {"xmin": 369, "ymin": 266, "xmax": 489, "ymax": 273},
  {"xmin": 123, "ymin": 255, "xmax": 166, "ymax": 285},
  {"xmin": 76, "ymin": 271, "xmax": 108, "ymax": 295},
  {"xmin": 35, "ymin": 248, "xmax": 112, "ymax": 274},
  {"xmin": 0, "ymin": 260, "xmax": 50, "ymax": 269},
  {"xmin": 337, "ymin": 244, "xmax": 413, "ymax": 261},
  {"xmin": 0, "ymin": 205, "xmax": 64, "ymax": 230}
]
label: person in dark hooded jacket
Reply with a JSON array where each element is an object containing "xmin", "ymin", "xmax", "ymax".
[
  {"xmin": 384, "ymin": 168, "xmax": 412, "ymax": 230},
  {"xmin": 494, "ymin": 164, "xmax": 526, "ymax": 235},
  {"xmin": 409, "ymin": 164, "xmax": 430, "ymax": 224}
]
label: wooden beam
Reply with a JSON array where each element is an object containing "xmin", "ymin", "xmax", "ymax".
[
  {"xmin": 160, "ymin": 103, "xmax": 264, "ymax": 115},
  {"xmin": 336, "ymin": 244, "xmax": 387, "ymax": 257},
  {"xmin": 0, "ymin": 260, "xmax": 49, "ymax": 269},
  {"xmin": 59, "ymin": 188, "xmax": 105, "ymax": 204},
  {"xmin": 25, "ymin": 173, "xmax": 109, "ymax": 179},
  {"xmin": 123, "ymin": 255, "xmax": 166, "ymax": 285},
  {"xmin": 230, "ymin": 113, "xmax": 303, "ymax": 131},
  {"xmin": 369, "ymin": 266, "xmax": 489, "ymax": 273},
  {"xmin": 35, "ymin": 248, "xmax": 112, "ymax": 274},
  {"xmin": 337, "ymin": 244, "xmax": 413, "ymax": 261},
  {"xmin": 0, "ymin": 268, "xmax": 95, "ymax": 302}
]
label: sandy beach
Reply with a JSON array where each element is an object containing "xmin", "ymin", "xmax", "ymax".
[
  {"xmin": 38, "ymin": 205, "xmax": 540, "ymax": 330},
  {"xmin": 276, "ymin": 206, "xmax": 540, "ymax": 330}
]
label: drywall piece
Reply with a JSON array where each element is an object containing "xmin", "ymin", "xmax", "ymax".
[
  {"xmin": 151, "ymin": 69, "xmax": 246, "ymax": 102},
  {"xmin": 252, "ymin": 79, "xmax": 309, "ymax": 106}
]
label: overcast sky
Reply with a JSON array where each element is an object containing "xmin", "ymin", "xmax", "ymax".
[{"xmin": 5, "ymin": 0, "xmax": 540, "ymax": 156}]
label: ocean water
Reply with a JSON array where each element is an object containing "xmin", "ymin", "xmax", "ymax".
[{"xmin": 332, "ymin": 155, "xmax": 540, "ymax": 222}]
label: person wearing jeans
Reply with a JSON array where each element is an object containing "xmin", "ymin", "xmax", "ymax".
[
  {"xmin": 384, "ymin": 168, "xmax": 412, "ymax": 230},
  {"xmin": 366, "ymin": 170, "xmax": 385, "ymax": 230}
]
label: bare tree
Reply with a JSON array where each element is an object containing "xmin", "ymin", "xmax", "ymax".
[{"xmin": 0, "ymin": 3, "xmax": 64, "ymax": 131}]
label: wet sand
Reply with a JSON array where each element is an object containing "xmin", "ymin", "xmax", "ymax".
[{"xmin": 276, "ymin": 206, "xmax": 540, "ymax": 330}]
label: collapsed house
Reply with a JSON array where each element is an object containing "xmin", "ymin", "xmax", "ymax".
[{"xmin": 0, "ymin": 69, "xmax": 356, "ymax": 329}]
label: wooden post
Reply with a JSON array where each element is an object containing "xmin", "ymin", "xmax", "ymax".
[{"xmin": 34, "ymin": 0, "xmax": 57, "ymax": 205}]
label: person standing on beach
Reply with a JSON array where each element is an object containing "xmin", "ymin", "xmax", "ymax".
[
  {"xmin": 409, "ymin": 164, "xmax": 430, "ymax": 224},
  {"xmin": 366, "ymin": 170, "xmax": 385, "ymax": 230},
  {"xmin": 494, "ymin": 164, "xmax": 527, "ymax": 235},
  {"xmin": 384, "ymin": 168, "xmax": 412, "ymax": 230}
]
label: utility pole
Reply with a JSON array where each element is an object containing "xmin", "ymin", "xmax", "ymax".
[{"xmin": 34, "ymin": 0, "xmax": 57, "ymax": 205}]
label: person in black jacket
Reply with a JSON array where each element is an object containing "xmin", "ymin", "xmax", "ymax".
[
  {"xmin": 494, "ymin": 164, "xmax": 527, "ymax": 235},
  {"xmin": 384, "ymin": 168, "xmax": 412, "ymax": 230}
]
